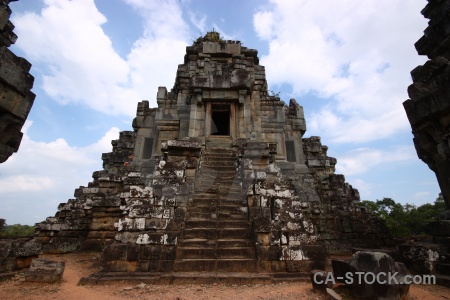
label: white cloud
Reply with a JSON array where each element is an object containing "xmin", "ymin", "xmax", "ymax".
[
  {"xmin": 253, "ymin": 0, "xmax": 428, "ymax": 143},
  {"xmin": 12, "ymin": 0, "xmax": 189, "ymax": 115},
  {"xmin": 188, "ymin": 10, "xmax": 207, "ymax": 34},
  {"xmin": 253, "ymin": 10, "xmax": 274, "ymax": 40},
  {"xmin": 0, "ymin": 175, "xmax": 53, "ymax": 193},
  {"xmin": 413, "ymin": 191, "xmax": 430, "ymax": 200},
  {"xmin": 335, "ymin": 146, "xmax": 416, "ymax": 175},
  {"xmin": 349, "ymin": 178, "xmax": 372, "ymax": 199},
  {"xmin": 0, "ymin": 121, "xmax": 120, "ymax": 224}
]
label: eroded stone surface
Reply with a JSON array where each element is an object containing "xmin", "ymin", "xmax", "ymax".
[
  {"xmin": 403, "ymin": 0, "xmax": 450, "ymax": 210},
  {"xmin": 35, "ymin": 32, "xmax": 390, "ymax": 274},
  {"xmin": 332, "ymin": 251, "xmax": 410, "ymax": 300},
  {"xmin": 25, "ymin": 258, "xmax": 65, "ymax": 283},
  {"xmin": 0, "ymin": 0, "xmax": 35, "ymax": 163}
]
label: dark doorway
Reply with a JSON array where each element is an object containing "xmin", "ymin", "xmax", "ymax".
[
  {"xmin": 142, "ymin": 138, "xmax": 153, "ymax": 159},
  {"xmin": 285, "ymin": 141, "xmax": 296, "ymax": 162},
  {"xmin": 211, "ymin": 104, "xmax": 230, "ymax": 135}
]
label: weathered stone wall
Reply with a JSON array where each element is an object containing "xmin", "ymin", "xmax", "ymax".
[
  {"xmin": 403, "ymin": 0, "xmax": 450, "ymax": 210},
  {"xmin": 0, "ymin": 0, "xmax": 35, "ymax": 163},
  {"xmin": 401, "ymin": 1, "xmax": 450, "ymax": 285},
  {"xmin": 0, "ymin": 237, "xmax": 41, "ymax": 272}
]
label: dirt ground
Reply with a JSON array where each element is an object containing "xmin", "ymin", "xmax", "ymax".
[{"xmin": 0, "ymin": 253, "xmax": 449, "ymax": 300}]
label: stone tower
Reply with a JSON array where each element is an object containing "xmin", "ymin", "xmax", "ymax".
[{"xmin": 36, "ymin": 32, "xmax": 390, "ymax": 279}]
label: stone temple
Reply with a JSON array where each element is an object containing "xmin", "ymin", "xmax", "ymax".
[
  {"xmin": 36, "ymin": 31, "xmax": 390, "ymax": 281},
  {"xmin": 0, "ymin": 0, "xmax": 35, "ymax": 164}
]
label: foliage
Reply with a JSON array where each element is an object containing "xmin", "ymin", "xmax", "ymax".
[
  {"xmin": 361, "ymin": 195, "xmax": 446, "ymax": 237},
  {"xmin": 0, "ymin": 221, "xmax": 35, "ymax": 237},
  {"xmin": 193, "ymin": 29, "xmax": 225, "ymax": 45}
]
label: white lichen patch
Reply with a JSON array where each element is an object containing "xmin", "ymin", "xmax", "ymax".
[
  {"xmin": 115, "ymin": 218, "xmax": 134, "ymax": 231},
  {"xmin": 239, "ymin": 206, "xmax": 248, "ymax": 213},
  {"xmin": 256, "ymin": 171, "xmax": 267, "ymax": 180},
  {"xmin": 83, "ymin": 187, "xmax": 99, "ymax": 194},
  {"xmin": 136, "ymin": 233, "xmax": 150, "ymax": 244},
  {"xmin": 428, "ymin": 249, "xmax": 439, "ymax": 262},
  {"xmin": 281, "ymin": 233, "xmax": 288, "ymax": 245},
  {"xmin": 267, "ymin": 163, "xmax": 280, "ymax": 174},
  {"xmin": 128, "ymin": 172, "xmax": 141, "ymax": 178},
  {"xmin": 280, "ymin": 247, "xmax": 309, "ymax": 260},
  {"xmin": 261, "ymin": 196, "xmax": 268, "ymax": 207},
  {"xmin": 130, "ymin": 186, "xmax": 153, "ymax": 197},
  {"xmin": 303, "ymin": 220, "xmax": 315, "ymax": 233},
  {"xmin": 276, "ymin": 189, "xmax": 292, "ymax": 198},
  {"xmin": 286, "ymin": 222, "xmax": 301, "ymax": 230},
  {"xmin": 275, "ymin": 199, "xmax": 284, "ymax": 209},
  {"xmin": 134, "ymin": 218, "xmax": 145, "ymax": 230}
]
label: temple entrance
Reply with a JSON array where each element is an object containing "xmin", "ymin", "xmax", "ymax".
[{"xmin": 211, "ymin": 104, "xmax": 230, "ymax": 135}]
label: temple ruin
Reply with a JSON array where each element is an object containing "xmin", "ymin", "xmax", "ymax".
[
  {"xmin": 404, "ymin": 0, "xmax": 450, "ymax": 212},
  {"xmin": 34, "ymin": 31, "xmax": 391, "ymax": 281},
  {"xmin": 0, "ymin": 0, "xmax": 35, "ymax": 163},
  {"xmin": 400, "ymin": 0, "xmax": 450, "ymax": 285}
]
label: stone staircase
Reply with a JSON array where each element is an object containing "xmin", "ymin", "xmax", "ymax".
[{"xmin": 174, "ymin": 147, "xmax": 257, "ymax": 272}]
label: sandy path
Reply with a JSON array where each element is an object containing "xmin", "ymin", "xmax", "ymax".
[{"xmin": 0, "ymin": 253, "xmax": 449, "ymax": 300}]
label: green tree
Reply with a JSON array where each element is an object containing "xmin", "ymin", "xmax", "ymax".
[
  {"xmin": 360, "ymin": 195, "xmax": 446, "ymax": 237},
  {"xmin": 0, "ymin": 222, "xmax": 35, "ymax": 237}
]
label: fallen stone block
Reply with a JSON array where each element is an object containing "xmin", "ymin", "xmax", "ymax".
[
  {"xmin": 332, "ymin": 251, "xmax": 410, "ymax": 300},
  {"xmin": 25, "ymin": 258, "xmax": 65, "ymax": 283}
]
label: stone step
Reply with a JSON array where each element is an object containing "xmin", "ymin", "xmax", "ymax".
[
  {"xmin": 191, "ymin": 198, "xmax": 218, "ymax": 206},
  {"xmin": 177, "ymin": 247, "xmax": 255, "ymax": 259},
  {"xmin": 201, "ymin": 156, "xmax": 236, "ymax": 162},
  {"xmin": 187, "ymin": 206, "xmax": 249, "ymax": 216},
  {"xmin": 219, "ymin": 192, "xmax": 246, "ymax": 201},
  {"xmin": 178, "ymin": 238, "xmax": 216, "ymax": 248},
  {"xmin": 217, "ymin": 239, "xmax": 253, "ymax": 248},
  {"xmin": 185, "ymin": 220, "xmax": 217, "ymax": 229},
  {"xmin": 177, "ymin": 247, "xmax": 216, "ymax": 259},
  {"xmin": 173, "ymin": 259, "xmax": 257, "ymax": 272},
  {"xmin": 194, "ymin": 184, "xmax": 241, "ymax": 191},
  {"xmin": 179, "ymin": 238, "xmax": 253, "ymax": 248},
  {"xmin": 190, "ymin": 197, "xmax": 247, "ymax": 206},
  {"xmin": 185, "ymin": 212, "xmax": 217, "ymax": 220},
  {"xmin": 185, "ymin": 220, "xmax": 251, "ymax": 229},
  {"xmin": 205, "ymin": 144, "xmax": 234, "ymax": 151},
  {"xmin": 187, "ymin": 206, "xmax": 217, "ymax": 215},
  {"xmin": 436, "ymin": 263, "xmax": 450, "ymax": 276},
  {"xmin": 183, "ymin": 228, "xmax": 252, "ymax": 240},
  {"xmin": 218, "ymin": 198, "xmax": 247, "ymax": 206},
  {"xmin": 218, "ymin": 206, "xmax": 248, "ymax": 215},
  {"xmin": 80, "ymin": 271, "xmax": 285, "ymax": 285},
  {"xmin": 201, "ymin": 160, "xmax": 236, "ymax": 167},
  {"xmin": 216, "ymin": 247, "xmax": 255, "ymax": 259},
  {"xmin": 192, "ymin": 187, "xmax": 241, "ymax": 194},
  {"xmin": 217, "ymin": 212, "xmax": 249, "ymax": 220},
  {"xmin": 199, "ymin": 165, "xmax": 236, "ymax": 172}
]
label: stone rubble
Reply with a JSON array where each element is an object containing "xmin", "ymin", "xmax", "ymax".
[{"xmin": 25, "ymin": 258, "xmax": 65, "ymax": 283}]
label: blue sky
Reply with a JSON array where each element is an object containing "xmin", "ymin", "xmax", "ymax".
[{"xmin": 1, "ymin": 0, "xmax": 440, "ymax": 225}]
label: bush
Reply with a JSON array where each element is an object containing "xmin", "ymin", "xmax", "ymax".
[
  {"xmin": 360, "ymin": 195, "xmax": 446, "ymax": 237},
  {"xmin": 0, "ymin": 222, "xmax": 35, "ymax": 237}
]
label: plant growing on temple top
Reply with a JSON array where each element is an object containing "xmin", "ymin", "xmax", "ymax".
[{"xmin": 204, "ymin": 29, "xmax": 223, "ymax": 43}]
